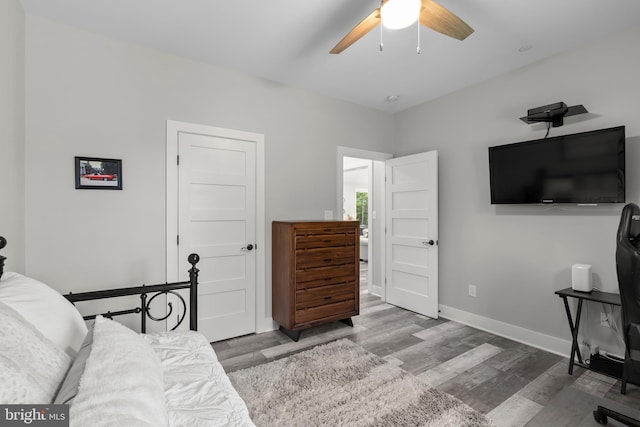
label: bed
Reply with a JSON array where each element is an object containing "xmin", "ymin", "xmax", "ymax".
[{"xmin": 0, "ymin": 236, "xmax": 255, "ymax": 427}]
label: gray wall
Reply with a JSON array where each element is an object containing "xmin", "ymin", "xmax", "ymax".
[
  {"xmin": 22, "ymin": 16, "xmax": 395, "ymax": 327},
  {"xmin": 0, "ymin": 0, "xmax": 25, "ymax": 273},
  {"xmin": 394, "ymin": 24, "xmax": 640, "ymax": 355}
]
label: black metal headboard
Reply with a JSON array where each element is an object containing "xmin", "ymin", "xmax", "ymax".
[
  {"xmin": 0, "ymin": 235, "xmax": 200, "ymax": 332},
  {"xmin": 65, "ymin": 253, "xmax": 200, "ymax": 332},
  {"xmin": 0, "ymin": 236, "xmax": 6, "ymax": 279}
]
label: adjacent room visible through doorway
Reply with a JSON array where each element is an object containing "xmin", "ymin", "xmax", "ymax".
[
  {"xmin": 342, "ymin": 156, "xmax": 372, "ymax": 295},
  {"xmin": 338, "ymin": 147, "xmax": 392, "ymax": 300}
]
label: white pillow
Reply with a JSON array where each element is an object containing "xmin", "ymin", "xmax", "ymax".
[
  {"xmin": 0, "ymin": 272, "xmax": 88, "ymax": 357},
  {"xmin": 54, "ymin": 326, "xmax": 94, "ymax": 406},
  {"xmin": 70, "ymin": 316, "xmax": 168, "ymax": 427},
  {"xmin": 0, "ymin": 301, "xmax": 71, "ymax": 404}
]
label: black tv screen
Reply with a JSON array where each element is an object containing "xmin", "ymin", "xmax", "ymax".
[{"xmin": 489, "ymin": 126, "xmax": 625, "ymax": 204}]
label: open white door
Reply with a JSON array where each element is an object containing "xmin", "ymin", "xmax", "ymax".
[{"xmin": 385, "ymin": 151, "xmax": 438, "ymax": 318}]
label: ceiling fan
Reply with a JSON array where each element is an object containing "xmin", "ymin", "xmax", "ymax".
[{"xmin": 330, "ymin": 0, "xmax": 474, "ymax": 54}]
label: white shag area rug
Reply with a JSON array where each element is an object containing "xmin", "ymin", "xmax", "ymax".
[{"xmin": 228, "ymin": 339, "xmax": 496, "ymax": 427}]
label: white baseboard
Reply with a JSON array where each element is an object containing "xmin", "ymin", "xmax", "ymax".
[{"xmin": 438, "ymin": 304, "xmax": 571, "ymax": 358}]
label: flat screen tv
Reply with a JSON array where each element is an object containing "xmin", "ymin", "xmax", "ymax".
[{"xmin": 488, "ymin": 126, "xmax": 625, "ymax": 204}]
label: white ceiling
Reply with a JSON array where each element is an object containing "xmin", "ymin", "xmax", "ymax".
[{"xmin": 19, "ymin": 0, "xmax": 640, "ymax": 113}]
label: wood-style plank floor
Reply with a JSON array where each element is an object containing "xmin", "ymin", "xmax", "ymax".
[{"xmin": 214, "ymin": 282, "xmax": 640, "ymax": 426}]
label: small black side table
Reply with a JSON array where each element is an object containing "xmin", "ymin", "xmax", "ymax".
[{"xmin": 555, "ymin": 287, "xmax": 621, "ymax": 375}]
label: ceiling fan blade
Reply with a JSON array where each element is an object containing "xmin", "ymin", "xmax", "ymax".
[
  {"xmin": 419, "ymin": 0, "xmax": 474, "ymax": 41},
  {"xmin": 330, "ymin": 8, "xmax": 381, "ymax": 54}
]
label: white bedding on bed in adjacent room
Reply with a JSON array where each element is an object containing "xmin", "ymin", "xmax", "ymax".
[{"xmin": 144, "ymin": 331, "xmax": 256, "ymax": 427}]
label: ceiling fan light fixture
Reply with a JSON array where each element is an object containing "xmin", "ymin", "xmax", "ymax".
[{"xmin": 381, "ymin": 0, "xmax": 421, "ymax": 30}]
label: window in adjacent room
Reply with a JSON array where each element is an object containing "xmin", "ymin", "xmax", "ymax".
[{"xmin": 356, "ymin": 191, "xmax": 368, "ymax": 231}]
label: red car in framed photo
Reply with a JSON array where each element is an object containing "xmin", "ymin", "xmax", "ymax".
[
  {"xmin": 75, "ymin": 156, "xmax": 123, "ymax": 190},
  {"xmin": 86, "ymin": 173, "xmax": 118, "ymax": 181}
]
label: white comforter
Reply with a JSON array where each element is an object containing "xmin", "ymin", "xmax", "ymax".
[{"xmin": 144, "ymin": 331, "xmax": 255, "ymax": 427}]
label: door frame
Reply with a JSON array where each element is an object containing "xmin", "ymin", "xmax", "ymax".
[
  {"xmin": 166, "ymin": 120, "xmax": 268, "ymax": 333},
  {"xmin": 337, "ymin": 146, "xmax": 393, "ymax": 300}
]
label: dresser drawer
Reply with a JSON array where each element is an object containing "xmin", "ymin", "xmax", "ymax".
[
  {"xmin": 296, "ymin": 232, "xmax": 356, "ymax": 250},
  {"xmin": 295, "ymin": 282, "xmax": 355, "ymax": 310},
  {"xmin": 295, "ymin": 264, "xmax": 355, "ymax": 286},
  {"xmin": 296, "ymin": 246, "xmax": 355, "ymax": 269},
  {"xmin": 295, "ymin": 299, "xmax": 357, "ymax": 325}
]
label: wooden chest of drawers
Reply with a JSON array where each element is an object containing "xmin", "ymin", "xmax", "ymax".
[{"xmin": 272, "ymin": 220, "xmax": 360, "ymax": 341}]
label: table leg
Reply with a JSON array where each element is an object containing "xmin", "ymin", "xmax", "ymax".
[
  {"xmin": 573, "ymin": 298, "xmax": 584, "ymax": 365},
  {"xmin": 561, "ymin": 296, "xmax": 584, "ymax": 374}
]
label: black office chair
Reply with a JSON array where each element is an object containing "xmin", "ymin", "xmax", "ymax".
[
  {"xmin": 594, "ymin": 203, "xmax": 640, "ymax": 426},
  {"xmin": 0, "ymin": 235, "xmax": 6, "ymax": 279}
]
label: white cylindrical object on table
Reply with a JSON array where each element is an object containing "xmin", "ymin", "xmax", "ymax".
[{"xmin": 572, "ymin": 264, "xmax": 593, "ymax": 292}]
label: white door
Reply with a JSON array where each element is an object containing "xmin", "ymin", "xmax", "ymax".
[
  {"xmin": 167, "ymin": 122, "xmax": 261, "ymax": 342},
  {"xmin": 385, "ymin": 151, "xmax": 438, "ymax": 318}
]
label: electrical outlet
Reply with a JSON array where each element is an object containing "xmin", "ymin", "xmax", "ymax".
[
  {"xmin": 324, "ymin": 210, "xmax": 333, "ymax": 220},
  {"xmin": 468, "ymin": 285, "xmax": 477, "ymax": 297}
]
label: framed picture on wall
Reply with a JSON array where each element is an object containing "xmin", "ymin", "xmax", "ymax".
[{"xmin": 75, "ymin": 156, "xmax": 123, "ymax": 190}]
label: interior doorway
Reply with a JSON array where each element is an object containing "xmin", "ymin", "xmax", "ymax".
[
  {"xmin": 337, "ymin": 147, "xmax": 392, "ymax": 299},
  {"xmin": 337, "ymin": 147, "xmax": 439, "ymax": 319}
]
